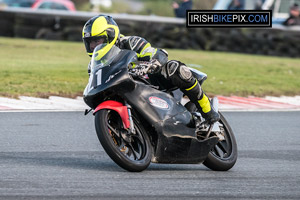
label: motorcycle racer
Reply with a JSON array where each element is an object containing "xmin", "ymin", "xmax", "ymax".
[{"xmin": 82, "ymin": 15, "xmax": 220, "ymax": 124}]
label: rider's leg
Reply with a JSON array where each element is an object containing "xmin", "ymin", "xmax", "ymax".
[{"xmin": 162, "ymin": 60, "xmax": 220, "ymax": 124}]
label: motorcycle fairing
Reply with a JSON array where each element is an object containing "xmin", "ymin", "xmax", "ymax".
[
  {"xmin": 124, "ymin": 81, "xmax": 191, "ymax": 126},
  {"xmin": 189, "ymin": 67, "xmax": 207, "ymax": 85},
  {"xmin": 153, "ymin": 131, "xmax": 219, "ymax": 164},
  {"xmin": 84, "ymin": 50, "xmax": 137, "ymax": 109},
  {"xmin": 123, "ymin": 82, "xmax": 218, "ymax": 164}
]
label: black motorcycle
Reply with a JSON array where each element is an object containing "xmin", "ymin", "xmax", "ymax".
[{"xmin": 83, "ymin": 45, "xmax": 237, "ymax": 172}]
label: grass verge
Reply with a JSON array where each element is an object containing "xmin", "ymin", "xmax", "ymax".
[{"xmin": 0, "ymin": 37, "xmax": 299, "ymax": 98}]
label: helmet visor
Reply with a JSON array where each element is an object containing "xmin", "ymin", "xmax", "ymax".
[{"xmin": 84, "ymin": 35, "xmax": 108, "ymax": 54}]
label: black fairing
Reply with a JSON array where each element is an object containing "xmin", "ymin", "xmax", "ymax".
[
  {"xmin": 84, "ymin": 48, "xmax": 218, "ymax": 164},
  {"xmin": 190, "ymin": 68, "xmax": 207, "ymax": 85},
  {"xmin": 123, "ymin": 82, "xmax": 218, "ymax": 164},
  {"xmin": 83, "ymin": 50, "xmax": 136, "ymax": 109}
]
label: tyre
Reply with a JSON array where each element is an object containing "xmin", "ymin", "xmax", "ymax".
[
  {"xmin": 184, "ymin": 101, "xmax": 237, "ymax": 171},
  {"xmin": 95, "ymin": 109, "xmax": 152, "ymax": 172},
  {"xmin": 14, "ymin": 25, "xmax": 41, "ymax": 38},
  {"xmin": 203, "ymin": 112, "xmax": 238, "ymax": 171}
]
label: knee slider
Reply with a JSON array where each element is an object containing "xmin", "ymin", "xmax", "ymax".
[
  {"xmin": 163, "ymin": 60, "xmax": 193, "ymax": 80},
  {"xmin": 178, "ymin": 64, "xmax": 193, "ymax": 82},
  {"xmin": 162, "ymin": 60, "xmax": 195, "ymax": 89},
  {"xmin": 166, "ymin": 60, "xmax": 180, "ymax": 78}
]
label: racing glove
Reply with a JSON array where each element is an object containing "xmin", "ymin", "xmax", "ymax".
[{"xmin": 130, "ymin": 59, "xmax": 161, "ymax": 76}]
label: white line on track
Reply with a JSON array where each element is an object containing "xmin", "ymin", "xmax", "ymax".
[{"xmin": 0, "ymin": 95, "xmax": 299, "ymax": 112}]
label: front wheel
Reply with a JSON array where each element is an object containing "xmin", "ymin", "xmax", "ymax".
[
  {"xmin": 95, "ymin": 109, "xmax": 152, "ymax": 172},
  {"xmin": 203, "ymin": 112, "xmax": 238, "ymax": 171}
]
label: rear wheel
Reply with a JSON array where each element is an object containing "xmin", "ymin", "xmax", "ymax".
[
  {"xmin": 95, "ymin": 109, "xmax": 152, "ymax": 172},
  {"xmin": 185, "ymin": 101, "xmax": 237, "ymax": 171},
  {"xmin": 203, "ymin": 112, "xmax": 237, "ymax": 171}
]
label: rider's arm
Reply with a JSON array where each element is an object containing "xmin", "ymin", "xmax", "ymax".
[{"xmin": 120, "ymin": 36, "xmax": 168, "ymax": 67}]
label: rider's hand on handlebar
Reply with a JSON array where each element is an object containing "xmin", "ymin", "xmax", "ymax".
[
  {"xmin": 147, "ymin": 59, "xmax": 161, "ymax": 74},
  {"xmin": 131, "ymin": 60, "xmax": 161, "ymax": 76},
  {"xmin": 130, "ymin": 64, "xmax": 149, "ymax": 76}
]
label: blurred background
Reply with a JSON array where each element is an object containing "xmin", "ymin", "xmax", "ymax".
[
  {"xmin": 1, "ymin": 0, "xmax": 299, "ymax": 19},
  {"xmin": 0, "ymin": 0, "xmax": 217, "ymax": 15},
  {"xmin": 0, "ymin": 0, "xmax": 299, "ymax": 98},
  {"xmin": 1, "ymin": 0, "xmax": 300, "ymax": 57}
]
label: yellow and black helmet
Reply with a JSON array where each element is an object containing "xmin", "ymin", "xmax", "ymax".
[{"xmin": 82, "ymin": 15, "xmax": 120, "ymax": 57}]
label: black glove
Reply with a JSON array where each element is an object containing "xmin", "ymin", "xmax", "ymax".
[
  {"xmin": 130, "ymin": 64, "xmax": 149, "ymax": 76},
  {"xmin": 148, "ymin": 59, "xmax": 161, "ymax": 74},
  {"xmin": 131, "ymin": 60, "xmax": 161, "ymax": 76}
]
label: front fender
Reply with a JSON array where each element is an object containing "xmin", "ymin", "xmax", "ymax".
[{"xmin": 94, "ymin": 100, "xmax": 130, "ymax": 129}]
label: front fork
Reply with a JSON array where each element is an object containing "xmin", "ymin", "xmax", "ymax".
[{"xmin": 125, "ymin": 102, "xmax": 136, "ymax": 135}]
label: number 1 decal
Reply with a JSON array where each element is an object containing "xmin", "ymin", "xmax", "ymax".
[
  {"xmin": 96, "ymin": 69, "xmax": 102, "ymax": 86},
  {"xmin": 87, "ymin": 69, "xmax": 102, "ymax": 93}
]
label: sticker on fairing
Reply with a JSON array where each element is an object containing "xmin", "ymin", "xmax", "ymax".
[{"xmin": 149, "ymin": 96, "xmax": 169, "ymax": 110}]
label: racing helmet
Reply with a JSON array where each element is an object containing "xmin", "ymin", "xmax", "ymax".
[{"xmin": 82, "ymin": 15, "xmax": 120, "ymax": 57}]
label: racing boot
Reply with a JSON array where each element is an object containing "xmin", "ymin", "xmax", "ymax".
[
  {"xmin": 197, "ymin": 93, "xmax": 220, "ymax": 124},
  {"xmin": 184, "ymin": 80, "xmax": 220, "ymax": 124}
]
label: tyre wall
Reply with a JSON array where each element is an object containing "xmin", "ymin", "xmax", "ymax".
[{"xmin": 0, "ymin": 8, "xmax": 299, "ymax": 57}]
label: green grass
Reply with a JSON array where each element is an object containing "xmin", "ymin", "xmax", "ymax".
[
  {"xmin": 169, "ymin": 50, "xmax": 300, "ymax": 97},
  {"xmin": 0, "ymin": 37, "xmax": 90, "ymax": 98},
  {"xmin": 0, "ymin": 37, "xmax": 299, "ymax": 98}
]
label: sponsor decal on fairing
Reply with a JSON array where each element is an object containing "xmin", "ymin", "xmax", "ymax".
[{"xmin": 149, "ymin": 96, "xmax": 170, "ymax": 110}]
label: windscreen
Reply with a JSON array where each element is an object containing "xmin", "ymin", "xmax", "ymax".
[{"xmin": 90, "ymin": 44, "xmax": 121, "ymax": 73}]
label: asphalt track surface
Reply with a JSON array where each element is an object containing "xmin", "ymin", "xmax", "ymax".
[{"xmin": 0, "ymin": 111, "xmax": 299, "ymax": 199}]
